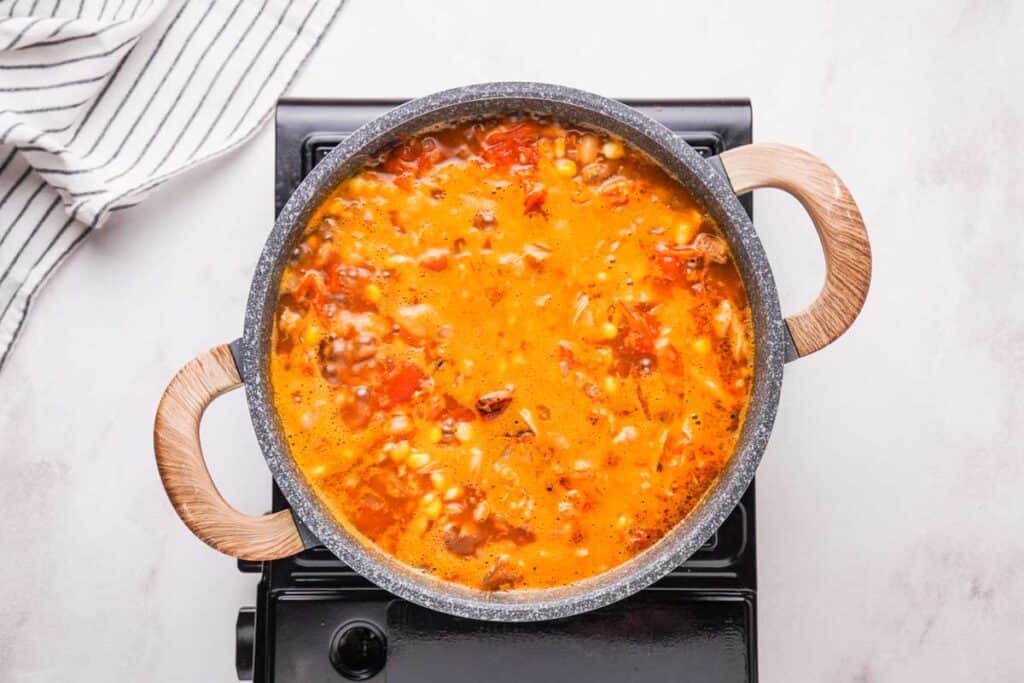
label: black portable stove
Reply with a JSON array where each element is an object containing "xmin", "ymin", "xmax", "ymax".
[{"xmin": 234, "ymin": 97, "xmax": 757, "ymax": 683}]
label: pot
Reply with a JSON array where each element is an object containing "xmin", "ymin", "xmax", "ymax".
[{"xmin": 154, "ymin": 83, "xmax": 871, "ymax": 622}]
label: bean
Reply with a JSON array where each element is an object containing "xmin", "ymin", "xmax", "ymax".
[
  {"xmin": 390, "ymin": 413, "xmax": 412, "ymax": 434},
  {"xmin": 469, "ymin": 449, "xmax": 483, "ymax": 473},
  {"xmin": 476, "ymin": 389, "xmax": 514, "ymax": 418},
  {"xmin": 577, "ymin": 134, "xmax": 600, "ymax": 165}
]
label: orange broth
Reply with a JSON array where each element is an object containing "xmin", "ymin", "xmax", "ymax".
[{"xmin": 270, "ymin": 116, "xmax": 754, "ymax": 590}]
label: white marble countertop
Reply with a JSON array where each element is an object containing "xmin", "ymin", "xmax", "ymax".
[{"xmin": 2, "ymin": 0, "xmax": 1022, "ymax": 680}]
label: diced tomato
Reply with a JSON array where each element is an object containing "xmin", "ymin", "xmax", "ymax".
[
  {"xmin": 418, "ymin": 248, "xmax": 450, "ymax": 272},
  {"xmin": 416, "ymin": 138, "xmax": 446, "ymax": 175},
  {"xmin": 323, "ymin": 255, "xmax": 343, "ymax": 291},
  {"xmin": 482, "ymin": 122, "xmax": 540, "ymax": 168},
  {"xmin": 652, "ymin": 242, "xmax": 703, "ymax": 285},
  {"xmin": 389, "ymin": 210, "xmax": 405, "ymax": 230},
  {"xmin": 294, "ymin": 272, "xmax": 324, "ymax": 300},
  {"xmin": 653, "ymin": 252, "xmax": 687, "ymax": 283},
  {"xmin": 396, "ymin": 141, "xmax": 420, "ymax": 161},
  {"xmin": 382, "ymin": 363, "xmax": 426, "ymax": 405},
  {"xmin": 379, "ymin": 137, "xmax": 450, "ymax": 183},
  {"xmin": 293, "ymin": 272, "xmax": 328, "ymax": 319},
  {"xmin": 523, "ymin": 185, "xmax": 547, "ymax": 215},
  {"xmin": 381, "ymin": 155, "xmax": 409, "ymax": 176},
  {"xmin": 616, "ymin": 303, "xmax": 660, "ymax": 356},
  {"xmin": 381, "ymin": 140, "xmax": 423, "ymax": 176}
]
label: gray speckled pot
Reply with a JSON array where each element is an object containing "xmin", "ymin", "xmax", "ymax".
[{"xmin": 239, "ymin": 83, "xmax": 786, "ymax": 622}]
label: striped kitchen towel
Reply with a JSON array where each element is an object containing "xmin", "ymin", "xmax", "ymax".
[{"xmin": 0, "ymin": 0, "xmax": 343, "ymax": 371}]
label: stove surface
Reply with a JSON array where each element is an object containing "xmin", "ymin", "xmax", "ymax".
[{"xmin": 236, "ymin": 97, "xmax": 757, "ymax": 683}]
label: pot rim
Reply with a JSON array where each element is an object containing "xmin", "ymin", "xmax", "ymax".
[{"xmin": 240, "ymin": 82, "xmax": 785, "ymax": 621}]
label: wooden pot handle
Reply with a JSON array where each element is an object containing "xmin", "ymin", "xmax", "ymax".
[
  {"xmin": 153, "ymin": 344, "xmax": 305, "ymax": 560},
  {"xmin": 719, "ymin": 143, "xmax": 872, "ymax": 358}
]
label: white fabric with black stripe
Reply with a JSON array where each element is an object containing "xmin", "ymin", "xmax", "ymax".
[{"xmin": 0, "ymin": 0, "xmax": 343, "ymax": 370}]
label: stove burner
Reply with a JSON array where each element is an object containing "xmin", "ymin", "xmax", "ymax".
[
  {"xmin": 236, "ymin": 97, "xmax": 758, "ymax": 683},
  {"xmin": 330, "ymin": 621, "xmax": 388, "ymax": 680}
]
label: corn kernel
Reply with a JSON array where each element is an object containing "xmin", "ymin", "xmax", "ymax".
[
  {"xmin": 422, "ymin": 493, "xmax": 442, "ymax": 519},
  {"xmin": 554, "ymin": 158, "xmax": 578, "ymax": 177},
  {"xmin": 431, "ymin": 471, "xmax": 446, "ymax": 490},
  {"xmin": 427, "ymin": 425, "xmax": 443, "ymax": 443},
  {"xmin": 693, "ymin": 337, "xmax": 711, "ymax": 354},
  {"xmin": 363, "ymin": 282, "xmax": 382, "ymax": 303},
  {"xmin": 302, "ymin": 324, "xmax": 324, "ymax": 347},
  {"xmin": 408, "ymin": 450, "xmax": 431, "ymax": 469},
  {"xmin": 602, "ymin": 141, "xmax": 624, "ymax": 159},
  {"xmin": 603, "ymin": 375, "xmax": 618, "ymax": 393},
  {"xmin": 455, "ymin": 422, "xmax": 473, "ymax": 443},
  {"xmin": 390, "ymin": 440, "xmax": 410, "ymax": 463},
  {"xmin": 444, "ymin": 486, "xmax": 463, "ymax": 501},
  {"xmin": 600, "ymin": 321, "xmax": 618, "ymax": 339},
  {"xmin": 554, "ymin": 137, "xmax": 567, "ymax": 158},
  {"xmin": 349, "ymin": 176, "xmax": 368, "ymax": 195},
  {"xmin": 674, "ymin": 222, "xmax": 698, "ymax": 245}
]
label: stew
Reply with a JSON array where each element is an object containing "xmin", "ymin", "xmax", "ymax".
[{"xmin": 270, "ymin": 116, "xmax": 754, "ymax": 590}]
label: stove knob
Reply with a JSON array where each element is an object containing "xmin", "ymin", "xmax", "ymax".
[
  {"xmin": 329, "ymin": 621, "xmax": 387, "ymax": 680},
  {"xmin": 235, "ymin": 607, "xmax": 256, "ymax": 681}
]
